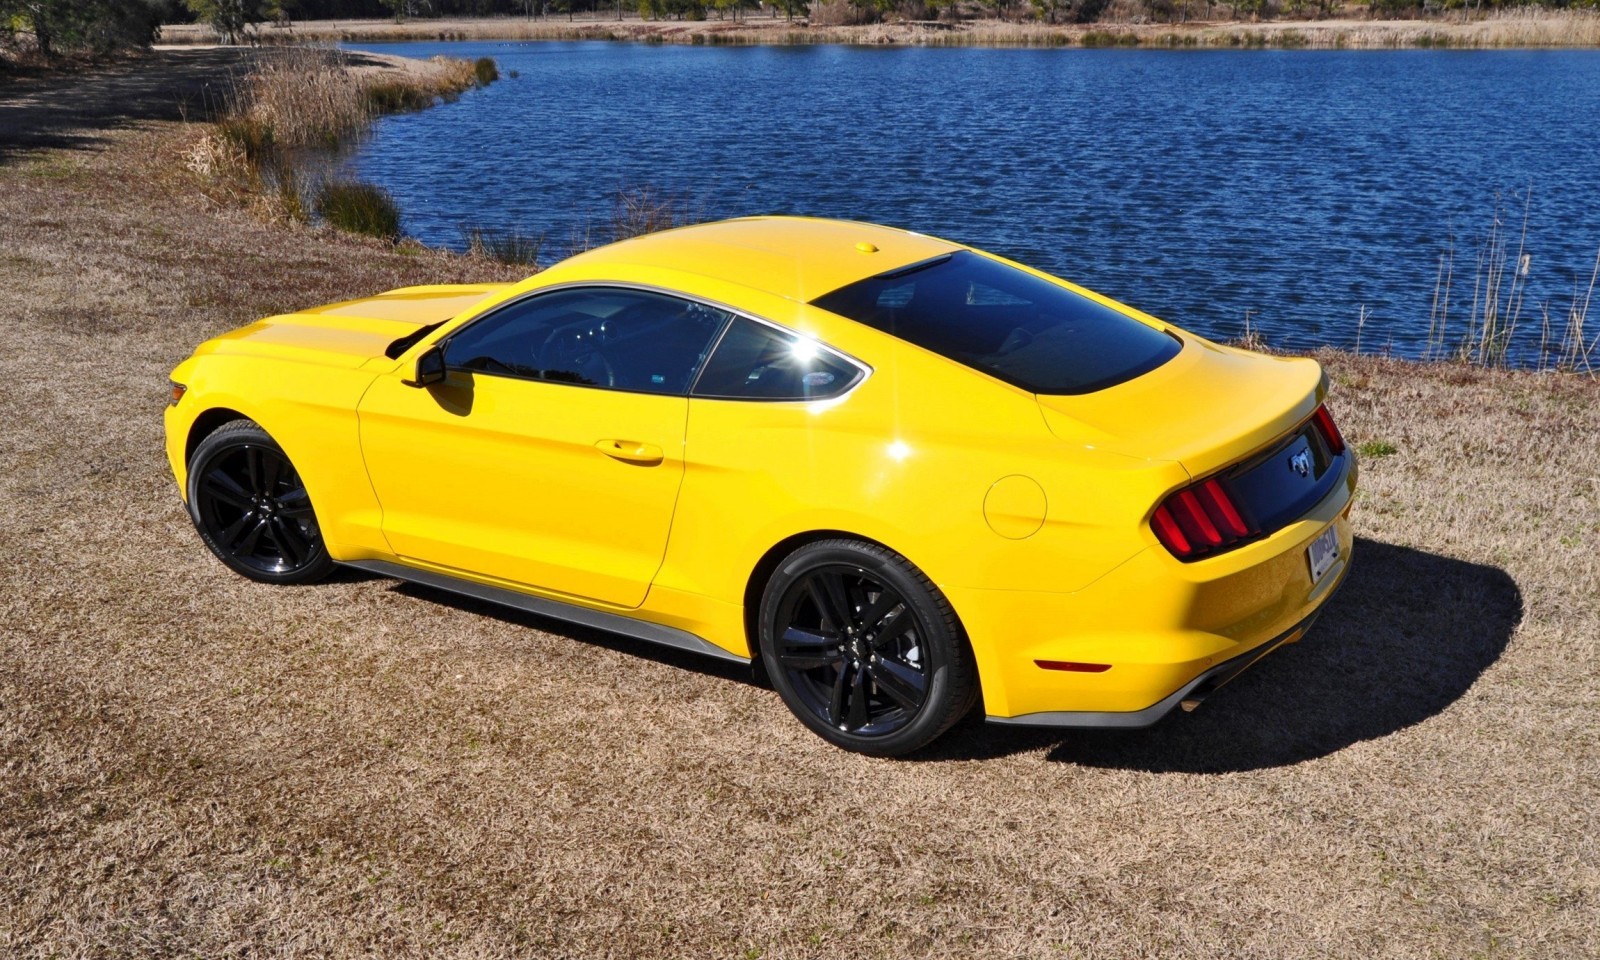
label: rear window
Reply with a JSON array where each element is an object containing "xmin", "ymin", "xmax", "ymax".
[{"xmin": 809, "ymin": 251, "xmax": 1181, "ymax": 395}]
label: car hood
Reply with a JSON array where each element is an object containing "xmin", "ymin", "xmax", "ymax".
[
  {"xmin": 194, "ymin": 284, "xmax": 510, "ymax": 368},
  {"xmin": 1036, "ymin": 335, "xmax": 1325, "ymax": 478}
]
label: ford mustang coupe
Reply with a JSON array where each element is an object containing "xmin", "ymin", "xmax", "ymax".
[{"xmin": 165, "ymin": 217, "xmax": 1355, "ymax": 755}]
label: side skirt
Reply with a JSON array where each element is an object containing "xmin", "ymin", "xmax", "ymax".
[{"xmin": 343, "ymin": 559, "xmax": 751, "ymax": 666}]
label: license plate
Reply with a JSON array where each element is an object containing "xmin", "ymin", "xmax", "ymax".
[{"xmin": 1307, "ymin": 524, "xmax": 1340, "ymax": 584}]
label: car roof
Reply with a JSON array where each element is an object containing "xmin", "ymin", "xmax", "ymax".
[{"xmin": 546, "ymin": 216, "xmax": 963, "ymax": 304}]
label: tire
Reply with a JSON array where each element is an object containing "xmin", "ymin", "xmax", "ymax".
[
  {"xmin": 758, "ymin": 539, "xmax": 979, "ymax": 756},
  {"xmin": 186, "ymin": 420, "xmax": 333, "ymax": 585}
]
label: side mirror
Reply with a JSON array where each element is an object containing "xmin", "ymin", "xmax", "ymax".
[{"xmin": 403, "ymin": 345, "xmax": 446, "ymax": 387}]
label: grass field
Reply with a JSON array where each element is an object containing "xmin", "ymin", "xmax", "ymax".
[{"xmin": 1, "ymin": 57, "xmax": 1598, "ymax": 959}]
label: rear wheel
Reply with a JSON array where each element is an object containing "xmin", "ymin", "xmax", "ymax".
[
  {"xmin": 186, "ymin": 420, "xmax": 332, "ymax": 585},
  {"xmin": 759, "ymin": 539, "xmax": 978, "ymax": 756}
]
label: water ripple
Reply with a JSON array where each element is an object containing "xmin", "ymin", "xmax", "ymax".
[{"xmin": 342, "ymin": 42, "xmax": 1600, "ymax": 363}]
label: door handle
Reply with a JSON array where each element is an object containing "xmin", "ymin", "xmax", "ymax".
[{"xmin": 596, "ymin": 439, "xmax": 664, "ymax": 466}]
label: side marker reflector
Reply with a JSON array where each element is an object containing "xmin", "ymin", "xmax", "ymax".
[{"xmin": 1034, "ymin": 660, "xmax": 1113, "ymax": 673}]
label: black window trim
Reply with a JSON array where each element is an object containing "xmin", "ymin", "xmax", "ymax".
[
  {"xmin": 430, "ymin": 280, "xmax": 872, "ymax": 402},
  {"xmin": 435, "ymin": 281, "xmax": 732, "ymax": 397}
]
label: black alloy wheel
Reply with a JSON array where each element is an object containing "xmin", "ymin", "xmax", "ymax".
[
  {"xmin": 187, "ymin": 420, "xmax": 333, "ymax": 585},
  {"xmin": 759, "ymin": 539, "xmax": 978, "ymax": 756}
]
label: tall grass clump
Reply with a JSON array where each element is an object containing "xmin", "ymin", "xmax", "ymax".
[
  {"xmin": 466, "ymin": 226, "xmax": 543, "ymax": 267},
  {"xmin": 315, "ymin": 180, "xmax": 401, "ymax": 242},
  {"xmin": 1554, "ymin": 247, "xmax": 1599, "ymax": 374},
  {"xmin": 211, "ymin": 114, "xmax": 276, "ymax": 167},
  {"xmin": 187, "ymin": 50, "xmax": 497, "ymax": 237},
  {"xmin": 1422, "ymin": 188, "xmax": 1599, "ymax": 374},
  {"xmin": 191, "ymin": 49, "xmax": 493, "ymax": 184},
  {"xmin": 364, "ymin": 80, "xmax": 436, "ymax": 113},
  {"xmin": 239, "ymin": 48, "xmax": 371, "ymax": 151},
  {"xmin": 1471, "ymin": 7, "xmax": 1600, "ymax": 48},
  {"xmin": 611, "ymin": 185, "xmax": 692, "ymax": 241},
  {"xmin": 1421, "ymin": 192, "xmax": 1529, "ymax": 368},
  {"xmin": 1466, "ymin": 191, "xmax": 1532, "ymax": 368},
  {"xmin": 1082, "ymin": 31, "xmax": 1141, "ymax": 47},
  {"xmin": 186, "ymin": 47, "xmax": 369, "ymax": 188},
  {"xmin": 363, "ymin": 55, "xmax": 493, "ymax": 114},
  {"xmin": 1419, "ymin": 194, "xmax": 1528, "ymax": 367}
]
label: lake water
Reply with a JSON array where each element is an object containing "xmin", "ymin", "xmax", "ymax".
[{"xmin": 341, "ymin": 42, "xmax": 1600, "ymax": 362}]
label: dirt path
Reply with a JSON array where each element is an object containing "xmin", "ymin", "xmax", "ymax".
[
  {"xmin": 0, "ymin": 48, "xmax": 261, "ymax": 162},
  {"xmin": 0, "ymin": 47, "xmax": 422, "ymax": 163}
]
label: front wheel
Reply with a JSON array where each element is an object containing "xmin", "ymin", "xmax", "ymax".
[
  {"xmin": 758, "ymin": 539, "xmax": 978, "ymax": 757},
  {"xmin": 186, "ymin": 420, "xmax": 333, "ymax": 585}
]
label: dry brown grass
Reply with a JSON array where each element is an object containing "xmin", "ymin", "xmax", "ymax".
[
  {"xmin": 156, "ymin": 9, "xmax": 1600, "ymax": 48},
  {"xmin": 191, "ymin": 48, "xmax": 481, "ymax": 175},
  {"xmin": 2, "ymin": 73, "xmax": 1599, "ymax": 957},
  {"xmin": 183, "ymin": 48, "xmax": 487, "ymax": 233},
  {"xmin": 232, "ymin": 47, "xmax": 370, "ymax": 150}
]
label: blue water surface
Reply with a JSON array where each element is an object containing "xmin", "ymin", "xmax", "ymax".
[{"xmin": 341, "ymin": 42, "xmax": 1600, "ymax": 360}]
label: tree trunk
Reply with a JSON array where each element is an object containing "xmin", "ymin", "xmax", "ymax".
[{"xmin": 28, "ymin": 1, "xmax": 55, "ymax": 57}]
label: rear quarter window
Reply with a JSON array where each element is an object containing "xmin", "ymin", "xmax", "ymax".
[
  {"xmin": 810, "ymin": 251, "xmax": 1180, "ymax": 395},
  {"xmin": 692, "ymin": 317, "xmax": 862, "ymax": 401}
]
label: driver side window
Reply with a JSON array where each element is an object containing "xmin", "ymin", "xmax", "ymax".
[{"xmin": 442, "ymin": 287, "xmax": 731, "ymax": 396}]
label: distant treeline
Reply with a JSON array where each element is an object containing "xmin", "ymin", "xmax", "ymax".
[
  {"xmin": 211, "ymin": 0, "xmax": 1600, "ymax": 18},
  {"xmin": 4, "ymin": 0, "xmax": 1599, "ymax": 61}
]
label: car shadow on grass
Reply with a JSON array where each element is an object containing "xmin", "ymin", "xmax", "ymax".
[
  {"xmin": 376, "ymin": 536, "xmax": 1519, "ymax": 770},
  {"xmin": 920, "ymin": 537, "xmax": 1523, "ymax": 771}
]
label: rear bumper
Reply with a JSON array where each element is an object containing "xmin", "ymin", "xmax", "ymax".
[
  {"xmin": 986, "ymin": 605, "xmax": 1330, "ymax": 729},
  {"xmin": 952, "ymin": 454, "xmax": 1356, "ymax": 724}
]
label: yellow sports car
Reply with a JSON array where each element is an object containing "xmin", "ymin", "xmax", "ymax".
[{"xmin": 165, "ymin": 217, "xmax": 1355, "ymax": 755}]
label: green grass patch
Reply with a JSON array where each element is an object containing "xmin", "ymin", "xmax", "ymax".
[
  {"xmin": 1081, "ymin": 31, "xmax": 1141, "ymax": 48},
  {"xmin": 315, "ymin": 180, "xmax": 401, "ymax": 242},
  {"xmin": 1411, "ymin": 32, "xmax": 1458, "ymax": 48},
  {"xmin": 215, "ymin": 115, "xmax": 277, "ymax": 165},
  {"xmin": 19, "ymin": 155, "xmax": 89, "ymax": 181},
  {"xmin": 366, "ymin": 81, "xmax": 436, "ymax": 114},
  {"xmin": 1358, "ymin": 439, "xmax": 1399, "ymax": 458}
]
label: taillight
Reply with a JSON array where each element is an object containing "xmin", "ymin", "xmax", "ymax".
[
  {"xmin": 1151, "ymin": 477, "xmax": 1258, "ymax": 560},
  {"xmin": 1311, "ymin": 404, "xmax": 1345, "ymax": 456}
]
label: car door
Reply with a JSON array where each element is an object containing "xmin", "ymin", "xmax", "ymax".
[{"xmin": 357, "ymin": 286, "xmax": 731, "ymax": 608}]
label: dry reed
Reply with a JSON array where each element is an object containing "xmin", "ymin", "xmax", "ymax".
[
  {"xmin": 237, "ymin": 48, "xmax": 370, "ymax": 150},
  {"xmin": 1557, "ymin": 246, "xmax": 1599, "ymax": 372},
  {"xmin": 1422, "ymin": 190, "xmax": 1597, "ymax": 374},
  {"xmin": 466, "ymin": 225, "xmax": 544, "ymax": 266},
  {"xmin": 610, "ymin": 184, "xmax": 694, "ymax": 241},
  {"xmin": 186, "ymin": 49, "xmax": 493, "ymax": 243}
]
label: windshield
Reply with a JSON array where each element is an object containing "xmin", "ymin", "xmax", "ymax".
[{"xmin": 810, "ymin": 251, "xmax": 1181, "ymax": 395}]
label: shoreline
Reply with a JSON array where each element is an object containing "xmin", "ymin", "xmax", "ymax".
[
  {"xmin": 156, "ymin": 10, "xmax": 1600, "ymax": 50},
  {"xmin": 144, "ymin": 47, "xmax": 1600, "ymax": 372}
]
